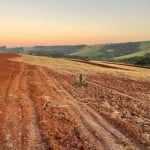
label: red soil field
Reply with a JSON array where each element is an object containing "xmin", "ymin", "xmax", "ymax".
[{"xmin": 0, "ymin": 53, "xmax": 149, "ymax": 150}]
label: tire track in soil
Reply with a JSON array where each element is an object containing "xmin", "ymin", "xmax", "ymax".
[
  {"xmin": 51, "ymin": 77, "xmax": 140, "ymax": 150},
  {"xmin": 0, "ymin": 62, "xmax": 46, "ymax": 150},
  {"xmin": 0, "ymin": 61, "xmax": 17, "ymax": 124},
  {"xmin": 30, "ymin": 66, "xmax": 87, "ymax": 149},
  {"xmin": 0, "ymin": 63, "xmax": 24, "ymax": 150},
  {"xmin": 38, "ymin": 67, "xmax": 140, "ymax": 150},
  {"xmin": 18, "ymin": 64, "xmax": 46, "ymax": 150},
  {"xmin": 36, "ymin": 67, "xmax": 104, "ymax": 150}
]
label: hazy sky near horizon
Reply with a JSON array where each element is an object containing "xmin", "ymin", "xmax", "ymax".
[{"xmin": 0, "ymin": 0, "xmax": 150, "ymax": 46}]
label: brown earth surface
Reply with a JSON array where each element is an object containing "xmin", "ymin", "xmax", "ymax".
[{"xmin": 0, "ymin": 53, "xmax": 150, "ymax": 150}]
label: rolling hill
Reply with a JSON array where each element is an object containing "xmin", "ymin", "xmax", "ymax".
[
  {"xmin": 72, "ymin": 41, "xmax": 150, "ymax": 58},
  {"xmin": 0, "ymin": 41, "xmax": 150, "ymax": 66}
]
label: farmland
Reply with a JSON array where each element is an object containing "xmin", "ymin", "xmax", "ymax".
[
  {"xmin": 0, "ymin": 53, "xmax": 150, "ymax": 150},
  {"xmin": 0, "ymin": 41, "xmax": 150, "ymax": 66}
]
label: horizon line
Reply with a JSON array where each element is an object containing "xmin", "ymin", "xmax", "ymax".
[{"xmin": 1, "ymin": 40, "xmax": 150, "ymax": 48}]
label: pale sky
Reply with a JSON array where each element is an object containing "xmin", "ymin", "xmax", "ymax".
[{"xmin": 0, "ymin": 0, "xmax": 150, "ymax": 46}]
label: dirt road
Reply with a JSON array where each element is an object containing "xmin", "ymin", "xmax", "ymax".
[{"xmin": 0, "ymin": 54, "xmax": 149, "ymax": 150}]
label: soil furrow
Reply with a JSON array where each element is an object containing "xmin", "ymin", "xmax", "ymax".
[
  {"xmin": 0, "ymin": 63, "xmax": 24, "ymax": 150},
  {"xmin": 87, "ymin": 80, "xmax": 147, "ymax": 104},
  {"xmin": 18, "ymin": 65, "xmax": 46, "ymax": 150},
  {"xmin": 38, "ymin": 67, "xmax": 139, "ymax": 150}
]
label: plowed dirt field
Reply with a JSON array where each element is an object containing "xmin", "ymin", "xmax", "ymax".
[{"xmin": 0, "ymin": 53, "xmax": 149, "ymax": 150}]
